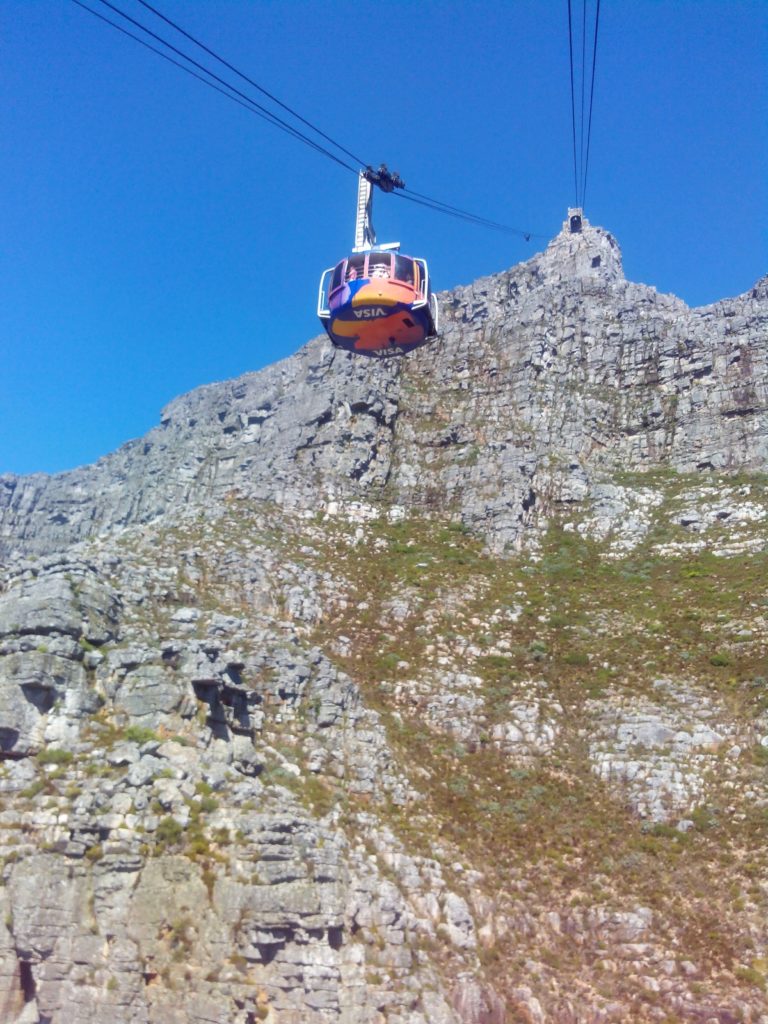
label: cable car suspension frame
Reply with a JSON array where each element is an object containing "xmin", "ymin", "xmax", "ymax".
[{"xmin": 318, "ymin": 167, "xmax": 439, "ymax": 357}]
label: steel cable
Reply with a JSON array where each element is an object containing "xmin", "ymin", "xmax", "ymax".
[
  {"xmin": 72, "ymin": 0, "xmax": 543, "ymax": 240},
  {"xmin": 566, "ymin": 0, "xmax": 601, "ymax": 210},
  {"xmin": 581, "ymin": 0, "xmax": 601, "ymax": 210},
  {"xmin": 90, "ymin": 0, "xmax": 359, "ymax": 174},
  {"xmin": 71, "ymin": 0, "xmax": 358, "ymax": 173},
  {"xmin": 567, "ymin": 0, "xmax": 580, "ymax": 205},
  {"xmin": 134, "ymin": 0, "xmax": 369, "ymax": 169}
]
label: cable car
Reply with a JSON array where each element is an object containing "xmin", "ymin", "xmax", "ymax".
[
  {"xmin": 318, "ymin": 249, "xmax": 438, "ymax": 354},
  {"xmin": 317, "ymin": 167, "xmax": 439, "ymax": 356}
]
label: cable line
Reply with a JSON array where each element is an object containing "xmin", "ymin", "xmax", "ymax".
[
  {"xmin": 567, "ymin": 0, "xmax": 580, "ymax": 205},
  {"xmin": 579, "ymin": 0, "xmax": 587, "ymax": 202},
  {"xmin": 71, "ymin": 0, "xmax": 357, "ymax": 171},
  {"xmin": 132, "ymin": 0, "xmax": 543, "ymax": 241},
  {"xmin": 72, "ymin": 0, "xmax": 543, "ymax": 241},
  {"xmin": 581, "ymin": 0, "xmax": 601, "ymax": 210},
  {"xmin": 88, "ymin": 0, "xmax": 359, "ymax": 174},
  {"xmin": 134, "ymin": 0, "xmax": 368, "ymax": 170},
  {"xmin": 401, "ymin": 189, "xmax": 543, "ymax": 240},
  {"xmin": 566, "ymin": 0, "xmax": 600, "ymax": 210}
]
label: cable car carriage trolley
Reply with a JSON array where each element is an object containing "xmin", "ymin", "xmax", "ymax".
[{"xmin": 318, "ymin": 166, "xmax": 439, "ymax": 355}]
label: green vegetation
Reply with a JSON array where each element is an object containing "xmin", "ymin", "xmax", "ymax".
[
  {"xmin": 293, "ymin": 490, "xmax": 768, "ymax": 999},
  {"xmin": 155, "ymin": 816, "xmax": 183, "ymax": 849},
  {"xmin": 124, "ymin": 725, "xmax": 161, "ymax": 745},
  {"xmin": 734, "ymin": 964, "xmax": 767, "ymax": 991},
  {"xmin": 167, "ymin": 915, "xmax": 195, "ymax": 962},
  {"xmin": 20, "ymin": 779, "xmax": 47, "ymax": 799},
  {"xmin": 37, "ymin": 748, "xmax": 74, "ymax": 766}
]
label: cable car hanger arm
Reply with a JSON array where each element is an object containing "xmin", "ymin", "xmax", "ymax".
[{"xmin": 353, "ymin": 166, "xmax": 405, "ymax": 252}]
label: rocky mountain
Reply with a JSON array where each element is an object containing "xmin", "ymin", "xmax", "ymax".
[{"xmin": 0, "ymin": 216, "xmax": 766, "ymax": 1024}]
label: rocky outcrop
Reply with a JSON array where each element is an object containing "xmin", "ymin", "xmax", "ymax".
[
  {"xmin": 0, "ymin": 345, "xmax": 402, "ymax": 559},
  {"xmin": 0, "ymin": 538, "xmax": 476, "ymax": 1024}
]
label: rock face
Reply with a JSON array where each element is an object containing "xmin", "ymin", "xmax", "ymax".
[
  {"xmin": 1, "ymin": 216, "xmax": 765, "ymax": 559},
  {"xmin": 0, "ymin": 217, "xmax": 767, "ymax": 1024}
]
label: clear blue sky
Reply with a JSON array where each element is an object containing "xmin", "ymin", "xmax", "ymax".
[{"xmin": 2, "ymin": 0, "xmax": 766, "ymax": 475}]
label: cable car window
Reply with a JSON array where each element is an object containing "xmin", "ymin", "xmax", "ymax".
[
  {"xmin": 415, "ymin": 260, "xmax": 427, "ymax": 296},
  {"xmin": 394, "ymin": 255, "xmax": 414, "ymax": 284},
  {"xmin": 331, "ymin": 262, "xmax": 345, "ymax": 291},
  {"xmin": 368, "ymin": 255, "xmax": 392, "ymax": 279},
  {"xmin": 346, "ymin": 254, "xmax": 366, "ymax": 281}
]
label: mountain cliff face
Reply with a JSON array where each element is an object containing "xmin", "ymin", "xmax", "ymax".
[
  {"xmin": 2, "ymin": 217, "xmax": 765, "ymax": 560},
  {"xmin": 0, "ymin": 218, "xmax": 767, "ymax": 1024}
]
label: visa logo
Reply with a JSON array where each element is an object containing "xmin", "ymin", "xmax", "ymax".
[{"xmin": 353, "ymin": 308, "xmax": 386, "ymax": 319}]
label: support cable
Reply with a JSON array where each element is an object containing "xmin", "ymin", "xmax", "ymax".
[
  {"xmin": 579, "ymin": 0, "xmax": 587, "ymax": 204},
  {"xmin": 566, "ymin": 0, "xmax": 600, "ymax": 210},
  {"xmin": 71, "ymin": 0, "xmax": 357, "ymax": 172},
  {"xmin": 134, "ymin": 0, "xmax": 368, "ymax": 169},
  {"xmin": 396, "ymin": 190, "xmax": 540, "ymax": 240},
  {"xmin": 566, "ymin": 0, "xmax": 580, "ymax": 206},
  {"xmin": 89, "ymin": 0, "xmax": 359, "ymax": 172},
  {"xmin": 72, "ymin": 0, "xmax": 543, "ymax": 240},
  {"xmin": 581, "ymin": 0, "xmax": 601, "ymax": 210}
]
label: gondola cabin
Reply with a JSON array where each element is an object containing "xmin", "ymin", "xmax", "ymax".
[{"xmin": 317, "ymin": 250, "xmax": 438, "ymax": 355}]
